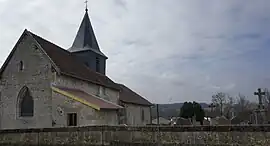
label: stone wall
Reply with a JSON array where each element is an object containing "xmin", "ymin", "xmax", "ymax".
[
  {"xmin": 54, "ymin": 75, "xmax": 119, "ymax": 104},
  {"xmin": 122, "ymin": 103, "xmax": 151, "ymax": 125},
  {"xmin": 0, "ymin": 125, "xmax": 269, "ymax": 145},
  {"xmin": 0, "ymin": 33, "xmax": 54, "ymax": 129}
]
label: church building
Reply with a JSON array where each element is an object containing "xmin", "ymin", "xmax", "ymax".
[{"xmin": 0, "ymin": 8, "xmax": 152, "ymax": 129}]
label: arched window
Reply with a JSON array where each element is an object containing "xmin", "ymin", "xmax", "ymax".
[{"xmin": 17, "ymin": 86, "xmax": 34, "ymax": 117}]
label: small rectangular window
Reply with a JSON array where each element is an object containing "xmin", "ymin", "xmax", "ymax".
[{"xmin": 67, "ymin": 113, "xmax": 77, "ymax": 126}]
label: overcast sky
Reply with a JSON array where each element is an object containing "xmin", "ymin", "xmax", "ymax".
[{"xmin": 1, "ymin": 0, "xmax": 270, "ymax": 104}]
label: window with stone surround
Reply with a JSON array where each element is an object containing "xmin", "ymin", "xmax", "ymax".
[
  {"xmin": 67, "ymin": 113, "xmax": 77, "ymax": 126},
  {"xmin": 17, "ymin": 86, "xmax": 34, "ymax": 117}
]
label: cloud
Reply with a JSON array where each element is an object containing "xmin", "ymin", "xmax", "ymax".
[{"xmin": 1, "ymin": 0, "xmax": 270, "ymax": 104}]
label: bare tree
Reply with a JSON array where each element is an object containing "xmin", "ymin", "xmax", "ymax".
[
  {"xmin": 234, "ymin": 94, "xmax": 252, "ymax": 113},
  {"xmin": 227, "ymin": 95, "xmax": 235, "ymax": 106},
  {"xmin": 263, "ymin": 88, "xmax": 270, "ymax": 121},
  {"xmin": 263, "ymin": 88, "xmax": 270, "ymax": 106},
  {"xmin": 224, "ymin": 95, "xmax": 236, "ymax": 119},
  {"xmin": 212, "ymin": 92, "xmax": 227, "ymax": 116}
]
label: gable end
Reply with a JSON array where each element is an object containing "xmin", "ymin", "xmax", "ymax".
[{"xmin": 0, "ymin": 29, "xmax": 60, "ymax": 78}]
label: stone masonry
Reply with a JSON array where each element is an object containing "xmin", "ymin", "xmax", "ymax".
[
  {"xmin": 0, "ymin": 34, "xmax": 54, "ymax": 129},
  {"xmin": 54, "ymin": 75, "xmax": 119, "ymax": 105},
  {"xmin": 52, "ymin": 91, "xmax": 118, "ymax": 127},
  {"xmin": 0, "ymin": 32, "xmax": 151, "ymax": 129},
  {"xmin": 121, "ymin": 102, "xmax": 151, "ymax": 125},
  {"xmin": 0, "ymin": 125, "xmax": 269, "ymax": 145}
]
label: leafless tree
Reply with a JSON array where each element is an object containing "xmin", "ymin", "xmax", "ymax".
[
  {"xmin": 224, "ymin": 95, "xmax": 236, "ymax": 119},
  {"xmin": 234, "ymin": 94, "xmax": 252, "ymax": 113},
  {"xmin": 263, "ymin": 88, "xmax": 270, "ymax": 120},
  {"xmin": 212, "ymin": 92, "xmax": 227, "ymax": 116},
  {"xmin": 263, "ymin": 88, "xmax": 270, "ymax": 106}
]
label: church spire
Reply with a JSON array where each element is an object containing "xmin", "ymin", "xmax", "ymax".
[
  {"xmin": 68, "ymin": 6, "xmax": 106, "ymax": 58},
  {"xmin": 68, "ymin": 5, "xmax": 108, "ymax": 75}
]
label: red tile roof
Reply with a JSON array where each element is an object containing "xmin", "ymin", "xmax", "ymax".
[{"xmin": 52, "ymin": 85, "xmax": 122, "ymax": 110}]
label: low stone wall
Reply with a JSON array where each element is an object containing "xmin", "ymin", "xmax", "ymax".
[{"xmin": 0, "ymin": 125, "xmax": 269, "ymax": 145}]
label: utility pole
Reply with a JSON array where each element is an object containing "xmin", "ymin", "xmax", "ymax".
[{"xmin": 156, "ymin": 104, "xmax": 159, "ymax": 125}]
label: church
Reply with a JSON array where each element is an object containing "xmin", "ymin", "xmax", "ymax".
[{"xmin": 0, "ymin": 8, "xmax": 152, "ymax": 129}]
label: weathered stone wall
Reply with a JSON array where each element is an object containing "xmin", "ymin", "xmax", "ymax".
[
  {"xmin": 52, "ymin": 91, "xmax": 118, "ymax": 127},
  {"xmin": 0, "ymin": 33, "xmax": 54, "ymax": 129},
  {"xmin": 0, "ymin": 125, "xmax": 269, "ymax": 145},
  {"xmin": 123, "ymin": 103, "xmax": 151, "ymax": 125},
  {"xmin": 54, "ymin": 75, "xmax": 119, "ymax": 104}
]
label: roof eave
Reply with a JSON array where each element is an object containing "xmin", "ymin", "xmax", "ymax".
[
  {"xmin": 120, "ymin": 100, "xmax": 153, "ymax": 107},
  {"xmin": 69, "ymin": 48, "xmax": 108, "ymax": 59}
]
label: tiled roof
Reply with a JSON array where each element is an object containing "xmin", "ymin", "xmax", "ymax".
[
  {"xmin": 29, "ymin": 31, "xmax": 119, "ymax": 91},
  {"xmin": 52, "ymin": 85, "xmax": 122, "ymax": 110},
  {"xmin": 118, "ymin": 84, "xmax": 152, "ymax": 106}
]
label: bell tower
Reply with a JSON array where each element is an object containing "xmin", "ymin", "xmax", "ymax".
[{"xmin": 68, "ymin": 7, "xmax": 107, "ymax": 75}]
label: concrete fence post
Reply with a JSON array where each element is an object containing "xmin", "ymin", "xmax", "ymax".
[
  {"xmin": 37, "ymin": 131, "xmax": 39, "ymax": 146},
  {"xmin": 101, "ymin": 126, "xmax": 104, "ymax": 145}
]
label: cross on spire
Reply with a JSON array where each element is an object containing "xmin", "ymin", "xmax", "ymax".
[
  {"xmin": 254, "ymin": 88, "xmax": 265, "ymax": 109},
  {"xmin": 85, "ymin": 0, "xmax": 88, "ymax": 12}
]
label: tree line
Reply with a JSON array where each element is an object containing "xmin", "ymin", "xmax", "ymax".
[{"xmin": 179, "ymin": 88, "xmax": 270, "ymax": 125}]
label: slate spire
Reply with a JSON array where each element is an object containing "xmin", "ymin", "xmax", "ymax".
[{"xmin": 69, "ymin": 9, "xmax": 106, "ymax": 57}]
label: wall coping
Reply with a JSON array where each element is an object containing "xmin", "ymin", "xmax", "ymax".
[{"xmin": 0, "ymin": 125, "xmax": 270, "ymax": 134}]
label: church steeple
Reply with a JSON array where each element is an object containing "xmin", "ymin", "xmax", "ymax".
[
  {"xmin": 68, "ymin": 9, "xmax": 107, "ymax": 58},
  {"xmin": 69, "ymin": 8, "xmax": 108, "ymax": 75}
]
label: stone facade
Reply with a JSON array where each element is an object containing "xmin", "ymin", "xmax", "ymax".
[
  {"xmin": 0, "ymin": 34, "xmax": 54, "ymax": 129},
  {"xmin": 0, "ymin": 7, "xmax": 153, "ymax": 129},
  {"xmin": 121, "ymin": 102, "xmax": 151, "ymax": 125},
  {"xmin": 0, "ymin": 125, "xmax": 270, "ymax": 145},
  {"xmin": 54, "ymin": 75, "xmax": 119, "ymax": 104},
  {"xmin": 0, "ymin": 33, "xmax": 151, "ymax": 129},
  {"xmin": 53, "ymin": 75, "xmax": 151, "ymax": 126},
  {"xmin": 52, "ymin": 92, "xmax": 118, "ymax": 127}
]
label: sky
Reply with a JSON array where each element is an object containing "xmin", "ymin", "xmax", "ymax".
[{"xmin": 1, "ymin": 0, "xmax": 270, "ymax": 104}]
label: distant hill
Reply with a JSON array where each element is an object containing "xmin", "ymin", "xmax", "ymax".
[{"xmin": 151, "ymin": 103, "xmax": 209, "ymax": 120}]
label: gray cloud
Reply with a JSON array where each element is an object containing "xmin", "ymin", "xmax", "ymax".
[{"xmin": 1, "ymin": 0, "xmax": 270, "ymax": 104}]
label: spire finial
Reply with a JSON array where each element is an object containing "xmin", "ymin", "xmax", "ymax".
[{"xmin": 84, "ymin": 0, "xmax": 88, "ymax": 12}]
